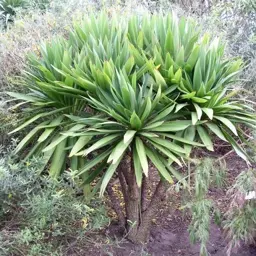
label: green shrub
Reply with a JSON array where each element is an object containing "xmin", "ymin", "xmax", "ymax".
[
  {"xmin": 0, "ymin": 143, "xmax": 108, "ymax": 256},
  {"xmin": 8, "ymin": 11, "xmax": 256, "ymax": 249}
]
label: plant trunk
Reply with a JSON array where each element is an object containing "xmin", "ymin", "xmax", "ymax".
[
  {"xmin": 126, "ymin": 179, "xmax": 167, "ymax": 243},
  {"xmin": 115, "ymin": 155, "xmax": 168, "ymax": 244}
]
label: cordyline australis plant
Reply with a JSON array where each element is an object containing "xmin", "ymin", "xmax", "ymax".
[{"xmin": 8, "ymin": 13, "xmax": 256, "ymax": 243}]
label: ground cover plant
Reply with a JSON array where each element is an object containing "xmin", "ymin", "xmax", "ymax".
[
  {"xmin": 7, "ymin": 10, "xmax": 256, "ymax": 255},
  {"xmin": 0, "ymin": 142, "xmax": 109, "ymax": 256}
]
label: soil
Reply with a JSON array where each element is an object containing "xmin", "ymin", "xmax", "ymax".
[
  {"xmin": 68, "ymin": 152, "xmax": 256, "ymax": 256},
  {"xmin": 106, "ymin": 224, "xmax": 256, "ymax": 256}
]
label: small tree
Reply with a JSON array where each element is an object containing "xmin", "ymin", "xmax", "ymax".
[{"xmin": 9, "ymin": 13, "xmax": 256, "ymax": 244}]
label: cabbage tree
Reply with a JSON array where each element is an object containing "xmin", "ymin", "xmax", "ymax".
[{"xmin": 8, "ymin": 13, "xmax": 256, "ymax": 243}]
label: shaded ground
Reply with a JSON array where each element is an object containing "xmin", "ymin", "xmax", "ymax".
[
  {"xmin": 107, "ymin": 223, "xmax": 256, "ymax": 256},
  {"xmin": 73, "ymin": 153, "xmax": 256, "ymax": 256}
]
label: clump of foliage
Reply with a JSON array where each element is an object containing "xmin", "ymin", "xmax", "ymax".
[
  {"xmin": 8, "ymin": 12, "xmax": 256, "ymax": 248},
  {"xmin": 224, "ymin": 169, "xmax": 256, "ymax": 256},
  {"xmin": 0, "ymin": 142, "xmax": 109, "ymax": 256}
]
